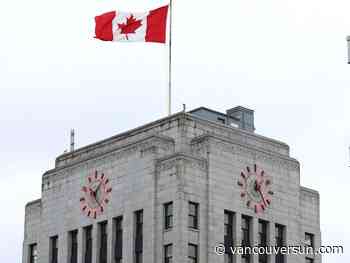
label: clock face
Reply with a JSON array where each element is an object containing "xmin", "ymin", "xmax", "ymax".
[
  {"xmin": 80, "ymin": 170, "xmax": 112, "ymax": 219},
  {"xmin": 237, "ymin": 164, "xmax": 274, "ymax": 214}
]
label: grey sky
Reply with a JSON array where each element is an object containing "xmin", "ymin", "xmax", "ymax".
[{"xmin": 0, "ymin": 0, "xmax": 349, "ymax": 262}]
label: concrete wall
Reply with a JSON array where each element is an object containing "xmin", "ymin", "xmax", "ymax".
[
  {"xmin": 299, "ymin": 187, "xmax": 321, "ymax": 263},
  {"xmin": 23, "ymin": 113, "xmax": 321, "ymax": 263},
  {"xmin": 23, "ymin": 199, "xmax": 42, "ymax": 263}
]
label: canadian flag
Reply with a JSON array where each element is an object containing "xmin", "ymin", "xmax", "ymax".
[{"xmin": 95, "ymin": 6, "xmax": 169, "ymax": 43}]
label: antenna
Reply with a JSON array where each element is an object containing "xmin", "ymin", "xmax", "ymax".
[
  {"xmin": 347, "ymin": 36, "xmax": 350, "ymax": 64},
  {"xmin": 70, "ymin": 129, "xmax": 75, "ymax": 152},
  {"xmin": 182, "ymin": 104, "xmax": 186, "ymax": 112}
]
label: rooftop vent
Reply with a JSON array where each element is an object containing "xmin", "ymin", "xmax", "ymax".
[
  {"xmin": 226, "ymin": 106, "xmax": 255, "ymax": 132},
  {"xmin": 189, "ymin": 106, "xmax": 255, "ymax": 132}
]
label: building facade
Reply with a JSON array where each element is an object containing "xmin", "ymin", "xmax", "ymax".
[{"xmin": 23, "ymin": 106, "xmax": 321, "ymax": 263}]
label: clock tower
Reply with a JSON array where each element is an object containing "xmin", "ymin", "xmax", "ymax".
[{"xmin": 23, "ymin": 106, "xmax": 321, "ymax": 263}]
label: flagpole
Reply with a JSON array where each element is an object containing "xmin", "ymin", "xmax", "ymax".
[
  {"xmin": 347, "ymin": 36, "xmax": 350, "ymax": 64},
  {"xmin": 168, "ymin": 0, "xmax": 173, "ymax": 116}
]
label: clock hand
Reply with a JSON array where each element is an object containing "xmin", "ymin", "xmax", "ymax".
[
  {"xmin": 95, "ymin": 181, "xmax": 102, "ymax": 193},
  {"xmin": 254, "ymin": 179, "xmax": 263, "ymax": 192},
  {"xmin": 93, "ymin": 182, "xmax": 103, "ymax": 207},
  {"xmin": 254, "ymin": 180, "xmax": 259, "ymax": 192},
  {"xmin": 92, "ymin": 181, "xmax": 99, "ymax": 192},
  {"xmin": 87, "ymin": 186, "xmax": 101, "ymax": 207},
  {"xmin": 88, "ymin": 187, "xmax": 95, "ymax": 197},
  {"xmin": 258, "ymin": 188, "xmax": 267, "ymax": 207},
  {"xmin": 255, "ymin": 179, "xmax": 268, "ymax": 207},
  {"xmin": 94, "ymin": 196, "xmax": 102, "ymax": 207},
  {"xmin": 88, "ymin": 186, "xmax": 99, "ymax": 203},
  {"xmin": 94, "ymin": 182, "xmax": 102, "ymax": 198}
]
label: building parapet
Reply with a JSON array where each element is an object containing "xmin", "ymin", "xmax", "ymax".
[{"xmin": 44, "ymin": 134, "xmax": 175, "ymax": 178}]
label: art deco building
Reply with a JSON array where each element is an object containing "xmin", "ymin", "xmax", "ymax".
[{"xmin": 23, "ymin": 106, "xmax": 321, "ymax": 263}]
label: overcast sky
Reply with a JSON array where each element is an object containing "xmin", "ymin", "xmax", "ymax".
[{"xmin": 0, "ymin": 0, "xmax": 349, "ymax": 262}]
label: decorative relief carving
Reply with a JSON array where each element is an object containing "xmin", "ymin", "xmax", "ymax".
[
  {"xmin": 156, "ymin": 153, "xmax": 208, "ymax": 173},
  {"xmin": 155, "ymin": 152, "xmax": 207, "ymax": 196},
  {"xmin": 156, "ymin": 157, "xmax": 179, "ymax": 173},
  {"xmin": 140, "ymin": 146, "xmax": 157, "ymax": 157}
]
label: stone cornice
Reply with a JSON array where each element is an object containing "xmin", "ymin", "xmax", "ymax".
[
  {"xmin": 191, "ymin": 134, "xmax": 298, "ymax": 165},
  {"xmin": 300, "ymin": 186, "xmax": 320, "ymax": 197},
  {"xmin": 53, "ymin": 111, "xmax": 290, "ymax": 168},
  {"xmin": 187, "ymin": 113, "xmax": 290, "ymax": 156},
  {"xmin": 55, "ymin": 112, "xmax": 184, "ymax": 165},
  {"xmin": 42, "ymin": 110, "xmax": 295, "ymax": 178},
  {"xmin": 25, "ymin": 199, "xmax": 41, "ymax": 208},
  {"xmin": 44, "ymin": 135, "xmax": 175, "ymax": 178}
]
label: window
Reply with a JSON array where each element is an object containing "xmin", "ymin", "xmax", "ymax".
[
  {"xmin": 224, "ymin": 211, "xmax": 234, "ymax": 263},
  {"xmin": 242, "ymin": 252, "xmax": 250, "ymax": 263},
  {"xmin": 258, "ymin": 220, "xmax": 267, "ymax": 246},
  {"xmin": 164, "ymin": 202, "xmax": 173, "ymax": 230},
  {"xmin": 99, "ymin": 222, "xmax": 108, "ymax": 263},
  {"xmin": 241, "ymin": 216, "xmax": 251, "ymax": 263},
  {"xmin": 275, "ymin": 224, "xmax": 284, "ymax": 247},
  {"xmin": 29, "ymin": 244, "xmax": 38, "ymax": 263},
  {"xmin": 69, "ymin": 230, "xmax": 78, "ymax": 263},
  {"xmin": 224, "ymin": 254, "xmax": 233, "ymax": 263},
  {"xmin": 305, "ymin": 258, "xmax": 314, "ymax": 263},
  {"xmin": 188, "ymin": 244, "xmax": 198, "ymax": 263},
  {"xmin": 50, "ymin": 236, "xmax": 58, "ymax": 263},
  {"xmin": 164, "ymin": 244, "xmax": 173, "ymax": 263},
  {"xmin": 305, "ymin": 233, "xmax": 314, "ymax": 248},
  {"xmin": 188, "ymin": 202, "xmax": 199, "ymax": 229},
  {"xmin": 275, "ymin": 224, "xmax": 285, "ymax": 263},
  {"xmin": 305, "ymin": 233, "xmax": 314, "ymax": 263},
  {"xmin": 135, "ymin": 210, "xmax": 143, "ymax": 263},
  {"xmin": 135, "ymin": 253, "xmax": 142, "ymax": 263},
  {"xmin": 115, "ymin": 217, "xmax": 123, "ymax": 263},
  {"xmin": 224, "ymin": 211, "xmax": 234, "ymax": 244},
  {"xmin": 241, "ymin": 216, "xmax": 250, "ymax": 247},
  {"xmin": 258, "ymin": 220, "xmax": 268, "ymax": 263},
  {"xmin": 84, "ymin": 226, "xmax": 93, "ymax": 263}
]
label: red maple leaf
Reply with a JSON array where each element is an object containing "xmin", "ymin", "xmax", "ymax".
[{"xmin": 117, "ymin": 14, "xmax": 142, "ymax": 40}]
